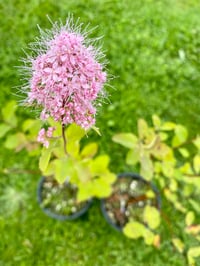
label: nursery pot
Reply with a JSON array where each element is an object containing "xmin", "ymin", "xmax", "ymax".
[
  {"xmin": 37, "ymin": 177, "xmax": 92, "ymax": 221},
  {"xmin": 101, "ymin": 172, "xmax": 161, "ymax": 231}
]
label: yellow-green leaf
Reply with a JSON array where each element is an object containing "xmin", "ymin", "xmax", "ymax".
[
  {"xmin": 81, "ymin": 142, "xmax": 98, "ymax": 158},
  {"xmin": 193, "ymin": 136, "xmax": 200, "ymax": 150},
  {"xmin": 2, "ymin": 100, "xmax": 17, "ymax": 127},
  {"xmin": 185, "ymin": 211, "xmax": 195, "ymax": 227},
  {"xmin": 39, "ymin": 147, "xmax": 52, "ymax": 173},
  {"xmin": 172, "ymin": 125, "xmax": 188, "ymax": 147},
  {"xmin": 161, "ymin": 122, "xmax": 176, "ymax": 131},
  {"xmin": 152, "ymin": 114, "xmax": 161, "ymax": 128},
  {"xmin": 89, "ymin": 155, "xmax": 110, "ymax": 175},
  {"xmin": 54, "ymin": 158, "xmax": 75, "ymax": 184},
  {"xmin": 112, "ymin": 133, "xmax": 138, "ymax": 149},
  {"xmin": 187, "ymin": 246, "xmax": 200, "ymax": 266},
  {"xmin": 0, "ymin": 123, "xmax": 11, "ymax": 138},
  {"xmin": 143, "ymin": 228, "xmax": 155, "ymax": 245},
  {"xmin": 143, "ymin": 205, "xmax": 161, "ymax": 230},
  {"xmin": 179, "ymin": 148, "xmax": 190, "ymax": 158},
  {"xmin": 126, "ymin": 148, "xmax": 140, "ymax": 165},
  {"xmin": 193, "ymin": 155, "xmax": 200, "ymax": 174},
  {"xmin": 172, "ymin": 238, "xmax": 185, "ymax": 253},
  {"xmin": 123, "ymin": 221, "xmax": 146, "ymax": 239},
  {"xmin": 140, "ymin": 153, "xmax": 154, "ymax": 180},
  {"xmin": 66, "ymin": 123, "xmax": 85, "ymax": 142}
]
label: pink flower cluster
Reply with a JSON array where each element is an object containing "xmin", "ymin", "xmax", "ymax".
[
  {"xmin": 37, "ymin": 127, "xmax": 55, "ymax": 148},
  {"xmin": 26, "ymin": 18, "xmax": 107, "ymax": 129}
]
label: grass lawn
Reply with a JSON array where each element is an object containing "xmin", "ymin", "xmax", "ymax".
[{"xmin": 0, "ymin": 0, "xmax": 200, "ymax": 265}]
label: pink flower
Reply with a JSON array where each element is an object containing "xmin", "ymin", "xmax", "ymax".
[
  {"xmin": 22, "ymin": 16, "xmax": 107, "ymax": 129},
  {"xmin": 37, "ymin": 127, "xmax": 55, "ymax": 148}
]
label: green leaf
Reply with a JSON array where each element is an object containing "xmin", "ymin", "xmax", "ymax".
[
  {"xmin": 185, "ymin": 211, "xmax": 195, "ymax": 227},
  {"xmin": 77, "ymin": 182, "xmax": 92, "ymax": 202},
  {"xmin": 66, "ymin": 123, "xmax": 85, "ymax": 142},
  {"xmin": 161, "ymin": 122, "xmax": 176, "ymax": 131},
  {"xmin": 39, "ymin": 147, "xmax": 52, "ymax": 173},
  {"xmin": 189, "ymin": 199, "xmax": 200, "ymax": 212},
  {"xmin": 54, "ymin": 157, "xmax": 75, "ymax": 184},
  {"xmin": 91, "ymin": 178, "xmax": 113, "ymax": 198},
  {"xmin": 126, "ymin": 148, "xmax": 140, "ymax": 165},
  {"xmin": 143, "ymin": 206, "xmax": 160, "ymax": 230},
  {"xmin": 123, "ymin": 221, "xmax": 146, "ymax": 239},
  {"xmin": 67, "ymin": 140, "xmax": 80, "ymax": 158},
  {"xmin": 0, "ymin": 123, "xmax": 11, "ymax": 138},
  {"xmin": 187, "ymin": 246, "xmax": 200, "ymax": 266},
  {"xmin": 22, "ymin": 119, "xmax": 41, "ymax": 137},
  {"xmin": 81, "ymin": 142, "xmax": 98, "ymax": 158},
  {"xmin": 140, "ymin": 153, "xmax": 154, "ymax": 180},
  {"xmin": 143, "ymin": 228, "xmax": 155, "ymax": 245},
  {"xmin": 92, "ymin": 126, "xmax": 101, "ymax": 136},
  {"xmin": 172, "ymin": 238, "xmax": 185, "ymax": 253},
  {"xmin": 178, "ymin": 148, "xmax": 190, "ymax": 158},
  {"xmin": 138, "ymin": 119, "xmax": 149, "ymax": 139},
  {"xmin": 2, "ymin": 100, "xmax": 17, "ymax": 127},
  {"xmin": 112, "ymin": 133, "xmax": 138, "ymax": 149},
  {"xmin": 89, "ymin": 155, "xmax": 110, "ymax": 175},
  {"xmin": 172, "ymin": 125, "xmax": 188, "ymax": 147},
  {"xmin": 4, "ymin": 133, "xmax": 27, "ymax": 150},
  {"xmin": 152, "ymin": 114, "xmax": 161, "ymax": 128},
  {"xmin": 193, "ymin": 155, "xmax": 200, "ymax": 174},
  {"xmin": 193, "ymin": 136, "xmax": 200, "ymax": 150}
]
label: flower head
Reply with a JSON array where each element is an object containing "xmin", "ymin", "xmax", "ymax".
[{"xmin": 22, "ymin": 16, "xmax": 107, "ymax": 129}]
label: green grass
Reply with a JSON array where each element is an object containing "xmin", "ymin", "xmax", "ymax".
[{"xmin": 0, "ymin": 0, "xmax": 200, "ymax": 265}]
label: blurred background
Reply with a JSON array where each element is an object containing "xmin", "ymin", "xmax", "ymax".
[{"xmin": 0, "ymin": 0, "xmax": 200, "ymax": 265}]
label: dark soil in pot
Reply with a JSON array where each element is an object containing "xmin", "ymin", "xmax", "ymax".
[
  {"xmin": 101, "ymin": 173, "xmax": 161, "ymax": 231},
  {"xmin": 37, "ymin": 176, "xmax": 92, "ymax": 220}
]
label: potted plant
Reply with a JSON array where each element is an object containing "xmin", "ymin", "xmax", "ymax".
[
  {"xmin": 17, "ymin": 15, "xmax": 116, "ymax": 220},
  {"xmin": 101, "ymin": 115, "xmax": 200, "ymax": 263}
]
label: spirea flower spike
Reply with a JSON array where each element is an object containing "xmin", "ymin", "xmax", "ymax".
[{"xmin": 22, "ymin": 16, "xmax": 107, "ymax": 129}]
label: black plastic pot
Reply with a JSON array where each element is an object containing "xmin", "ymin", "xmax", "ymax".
[
  {"xmin": 101, "ymin": 172, "xmax": 161, "ymax": 231},
  {"xmin": 37, "ymin": 177, "xmax": 92, "ymax": 221}
]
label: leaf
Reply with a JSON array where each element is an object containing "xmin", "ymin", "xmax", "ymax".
[
  {"xmin": 112, "ymin": 133, "xmax": 138, "ymax": 149},
  {"xmin": 140, "ymin": 153, "xmax": 154, "ymax": 180},
  {"xmin": 81, "ymin": 142, "xmax": 98, "ymax": 158},
  {"xmin": 153, "ymin": 234, "xmax": 161, "ymax": 248},
  {"xmin": 179, "ymin": 148, "xmax": 190, "ymax": 158},
  {"xmin": 126, "ymin": 148, "xmax": 140, "ymax": 165},
  {"xmin": 161, "ymin": 161, "xmax": 175, "ymax": 178},
  {"xmin": 22, "ymin": 119, "xmax": 41, "ymax": 136},
  {"xmin": 152, "ymin": 114, "xmax": 161, "ymax": 128},
  {"xmin": 193, "ymin": 136, "xmax": 200, "ymax": 150},
  {"xmin": 123, "ymin": 221, "xmax": 146, "ymax": 239},
  {"xmin": 185, "ymin": 211, "xmax": 195, "ymax": 227},
  {"xmin": 0, "ymin": 123, "xmax": 11, "ymax": 138},
  {"xmin": 172, "ymin": 238, "xmax": 185, "ymax": 253},
  {"xmin": 66, "ymin": 140, "xmax": 80, "ymax": 158},
  {"xmin": 39, "ymin": 147, "xmax": 52, "ymax": 173},
  {"xmin": 161, "ymin": 122, "xmax": 176, "ymax": 131},
  {"xmin": 77, "ymin": 182, "xmax": 92, "ymax": 202},
  {"xmin": 54, "ymin": 158, "xmax": 75, "ymax": 184},
  {"xmin": 172, "ymin": 125, "xmax": 188, "ymax": 147},
  {"xmin": 89, "ymin": 155, "xmax": 110, "ymax": 175},
  {"xmin": 143, "ymin": 205, "xmax": 161, "ymax": 230},
  {"xmin": 143, "ymin": 228, "xmax": 155, "ymax": 245},
  {"xmin": 138, "ymin": 119, "xmax": 149, "ymax": 138},
  {"xmin": 189, "ymin": 199, "xmax": 200, "ymax": 212},
  {"xmin": 186, "ymin": 225, "xmax": 200, "ymax": 235},
  {"xmin": 91, "ymin": 177, "xmax": 113, "ymax": 198},
  {"xmin": 92, "ymin": 126, "xmax": 101, "ymax": 136},
  {"xmin": 180, "ymin": 163, "xmax": 193, "ymax": 175},
  {"xmin": 2, "ymin": 100, "xmax": 17, "ymax": 127},
  {"xmin": 193, "ymin": 155, "xmax": 200, "ymax": 174},
  {"xmin": 187, "ymin": 246, "xmax": 200, "ymax": 266},
  {"xmin": 66, "ymin": 123, "xmax": 85, "ymax": 142},
  {"xmin": 4, "ymin": 133, "xmax": 27, "ymax": 150}
]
